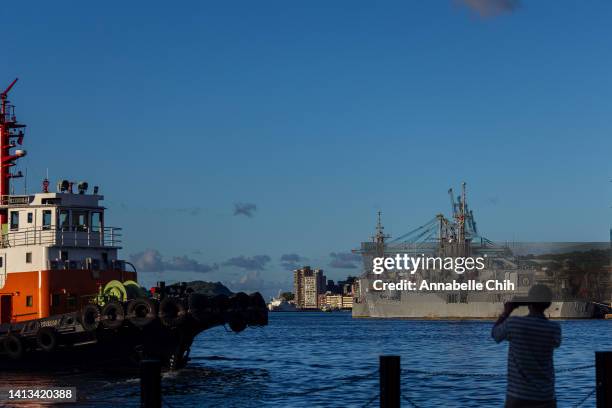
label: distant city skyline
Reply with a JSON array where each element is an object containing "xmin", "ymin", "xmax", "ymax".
[{"xmin": 1, "ymin": 1, "xmax": 611, "ymax": 297}]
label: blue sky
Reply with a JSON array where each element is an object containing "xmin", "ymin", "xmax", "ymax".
[{"xmin": 1, "ymin": 1, "xmax": 611, "ymax": 297}]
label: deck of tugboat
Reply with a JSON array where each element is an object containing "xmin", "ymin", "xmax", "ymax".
[{"xmin": 0, "ymin": 225, "xmax": 122, "ymax": 249}]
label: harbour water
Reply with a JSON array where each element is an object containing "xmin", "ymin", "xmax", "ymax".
[{"xmin": 1, "ymin": 312, "xmax": 609, "ymax": 407}]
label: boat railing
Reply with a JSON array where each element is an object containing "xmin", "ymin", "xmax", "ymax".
[
  {"xmin": 0, "ymin": 195, "xmax": 32, "ymax": 206},
  {"xmin": 0, "ymin": 226, "xmax": 122, "ymax": 248}
]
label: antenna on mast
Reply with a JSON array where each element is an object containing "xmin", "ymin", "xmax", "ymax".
[
  {"xmin": 1, "ymin": 78, "xmax": 19, "ymax": 101},
  {"xmin": 0, "ymin": 78, "xmax": 27, "ymax": 224},
  {"xmin": 373, "ymin": 210, "xmax": 391, "ymax": 245},
  {"xmin": 42, "ymin": 168, "xmax": 50, "ymax": 193}
]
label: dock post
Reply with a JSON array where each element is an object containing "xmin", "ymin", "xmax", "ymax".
[
  {"xmin": 596, "ymin": 351, "xmax": 612, "ymax": 408},
  {"xmin": 380, "ymin": 355, "xmax": 400, "ymax": 408},
  {"xmin": 140, "ymin": 359, "xmax": 162, "ymax": 408}
]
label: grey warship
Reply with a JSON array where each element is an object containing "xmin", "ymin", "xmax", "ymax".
[{"xmin": 352, "ymin": 183, "xmax": 612, "ymax": 319}]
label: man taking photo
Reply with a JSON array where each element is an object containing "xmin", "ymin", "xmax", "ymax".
[{"xmin": 492, "ymin": 284, "xmax": 562, "ymax": 408}]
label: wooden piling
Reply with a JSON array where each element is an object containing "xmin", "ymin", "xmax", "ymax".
[
  {"xmin": 596, "ymin": 351, "xmax": 612, "ymax": 408},
  {"xmin": 140, "ymin": 359, "xmax": 162, "ymax": 408},
  {"xmin": 380, "ymin": 355, "xmax": 400, "ymax": 408}
]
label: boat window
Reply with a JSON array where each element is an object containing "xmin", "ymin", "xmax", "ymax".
[
  {"xmin": 26, "ymin": 296, "xmax": 33, "ymax": 307},
  {"xmin": 42, "ymin": 210, "xmax": 52, "ymax": 230},
  {"xmin": 27, "ymin": 212, "xmax": 33, "ymax": 223},
  {"xmin": 91, "ymin": 212, "xmax": 102, "ymax": 231},
  {"xmin": 59, "ymin": 210, "xmax": 69, "ymax": 231},
  {"xmin": 72, "ymin": 210, "xmax": 88, "ymax": 232},
  {"xmin": 25, "ymin": 252, "xmax": 32, "ymax": 263},
  {"xmin": 0, "ymin": 257, "xmax": 3, "ymax": 267},
  {"xmin": 10, "ymin": 211, "xmax": 19, "ymax": 230},
  {"xmin": 60, "ymin": 251, "xmax": 68, "ymax": 261}
]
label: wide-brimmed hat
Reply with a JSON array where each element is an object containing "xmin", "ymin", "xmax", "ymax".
[{"xmin": 513, "ymin": 284, "xmax": 553, "ymax": 303}]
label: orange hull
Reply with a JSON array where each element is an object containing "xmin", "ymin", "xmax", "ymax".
[{"xmin": 0, "ymin": 269, "xmax": 137, "ymax": 323}]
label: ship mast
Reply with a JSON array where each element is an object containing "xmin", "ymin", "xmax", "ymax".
[
  {"xmin": 0, "ymin": 78, "xmax": 27, "ymax": 224},
  {"xmin": 442, "ymin": 182, "xmax": 472, "ymax": 257},
  {"xmin": 373, "ymin": 211, "xmax": 390, "ymax": 257}
]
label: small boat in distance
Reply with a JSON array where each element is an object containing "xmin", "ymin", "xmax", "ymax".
[{"xmin": 268, "ymin": 296, "xmax": 297, "ymax": 312}]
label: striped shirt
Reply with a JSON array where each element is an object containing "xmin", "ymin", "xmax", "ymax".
[{"xmin": 492, "ymin": 315, "xmax": 561, "ymax": 401}]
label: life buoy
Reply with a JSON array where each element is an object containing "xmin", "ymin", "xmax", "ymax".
[
  {"xmin": 4, "ymin": 333, "xmax": 24, "ymax": 360},
  {"xmin": 80, "ymin": 304, "xmax": 101, "ymax": 332},
  {"xmin": 159, "ymin": 297, "xmax": 187, "ymax": 328},
  {"xmin": 36, "ymin": 327, "xmax": 58, "ymax": 352},
  {"xmin": 126, "ymin": 298, "xmax": 157, "ymax": 328},
  {"xmin": 101, "ymin": 301, "xmax": 125, "ymax": 330}
]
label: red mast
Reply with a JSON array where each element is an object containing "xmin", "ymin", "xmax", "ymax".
[{"xmin": 0, "ymin": 78, "xmax": 27, "ymax": 225}]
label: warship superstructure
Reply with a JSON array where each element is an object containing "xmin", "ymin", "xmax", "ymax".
[{"xmin": 352, "ymin": 183, "xmax": 612, "ymax": 319}]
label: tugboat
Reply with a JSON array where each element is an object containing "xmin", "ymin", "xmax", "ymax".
[{"xmin": 0, "ymin": 79, "xmax": 268, "ymax": 369}]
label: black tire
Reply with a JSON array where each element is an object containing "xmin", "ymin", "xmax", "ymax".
[
  {"xmin": 211, "ymin": 294, "xmax": 229, "ymax": 311},
  {"xmin": 101, "ymin": 301, "xmax": 125, "ymax": 330},
  {"xmin": 227, "ymin": 292, "xmax": 249, "ymax": 332},
  {"xmin": 126, "ymin": 298, "xmax": 157, "ymax": 328},
  {"xmin": 211, "ymin": 294, "xmax": 229, "ymax": 325},
  {"xmin": 248, "ymin": 293, "xmax": 268, "ymax": 326},
  {"xmin": 188, "ymin": 293, "xmax": 210, "ymax": 323},
  {"xmin": 80, "ymin": 304, "xmax": 101, "ymax": 332},
  {"xmin": 249, "ymin": 292, "xmax": 266, "ymax": 309},
  {"xmin": 36, "ymin": 327, "xmax": 59, "ymax": 352},
  {"xmin": 230, "ymin": 292, "xmax": 250, "ymax": 309},
  {"xmin": 228, "ymin": 317, "xmax": 247, "ymax": 333},
  {"xmin": 159, "ymin": 297, "xmax": 187, "ymax": 328},
  {"xmin": 4, "ymin": 333, "xmax": 24, "ymax": 360}
]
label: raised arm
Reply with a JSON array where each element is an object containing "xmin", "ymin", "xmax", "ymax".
[{"xmin": 491, "ymin": 302, "xmax": 518, "ymax": 342}]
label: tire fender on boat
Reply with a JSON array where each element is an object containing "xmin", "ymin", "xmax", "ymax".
[
  {"xmin": 227, "ymin": 292, "xmax": 250, "ymax": 333},
  {"xmin": 211, "ymin": 294, "xmax": 229, "ymax": 325},
  {"xmin": 187, "ymin": 293, "xmax": 210, "ymax": 323},
  {"xmin": 159, "ymin": 297, "xmax": 187, "ymax": 328},
  {"xmin": 126, "ymin": 298, "xmax": 157, "ymax": 328},
  {"xmin": 80, "ymin": 304, "xmax": 101, "ymax": 332},
  {"xmin": 248, "ymin": 292, "xmax": 268, "ymax": 326},
  {"xmin": 4, "ymin": 333, "xmax": 25, "ymax": 360},
  {"xmin": 101, "ymin": 301, "xmax": 126, "ymax": 330},
  {"xmin": 36, "ymin": 327, "xmax": 59, "ymax": 352}
]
